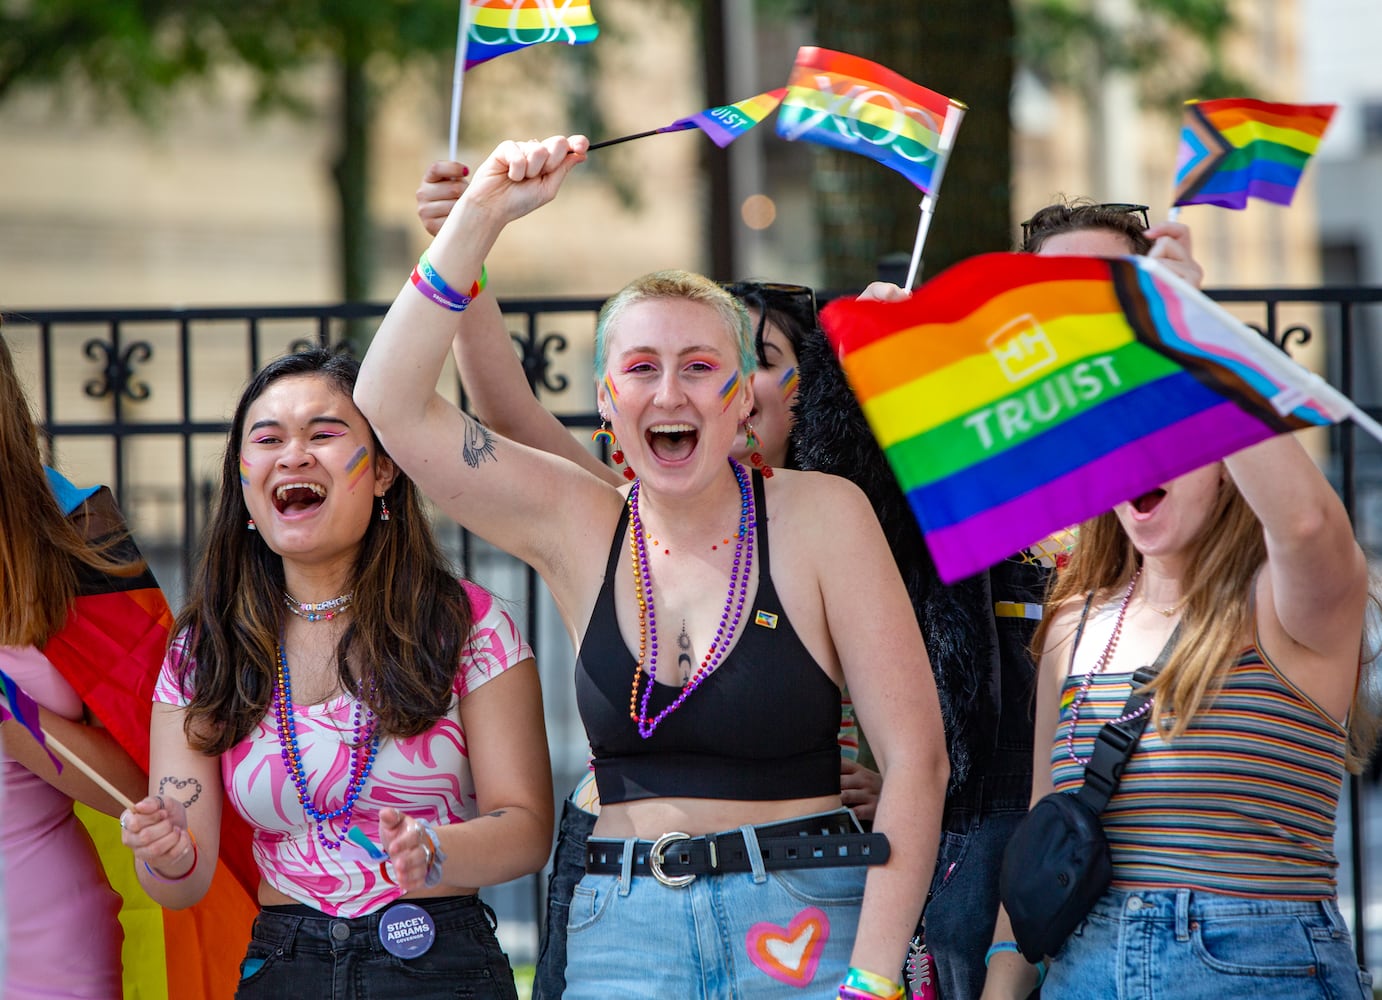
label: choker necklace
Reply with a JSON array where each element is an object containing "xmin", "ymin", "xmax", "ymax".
[
  {"xmin": 284, "ymin": 591, "xmax": 353, "ymax": 623},
  {"xmin": 1063, "ymin": 568, "xmax": 1153, "ymax": 766},
  {"xmin": 273, "ymin": 640, "xmax": 379, "ymax": 851},
  {"xmin": 627, "ymin": 458, "xmax": 754, "ymax": 739}
]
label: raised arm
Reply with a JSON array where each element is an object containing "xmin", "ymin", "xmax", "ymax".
[
  {"xmin": 1228, "ymin": 434, "xmax": 1367, "ymax": 711},
  {"xmin": 806, "ymin": 473, "xmax": 949, "ymax": 978},
  {"xmin": 417, "ymin": 160, "xmax": 617, "ymax": 484},
  {"xmin": 358, "ymin": 137, "xmax": 617, "ymax": 596}
]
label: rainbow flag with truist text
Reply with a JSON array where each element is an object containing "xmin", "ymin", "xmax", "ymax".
[
  {"xmin": 465, "ymin": 0, "xmax": 599, "ymax": 70},
  {"xmin": 775, "ymin": 47, "xmax": 962, "ymax": 194},
  {"xmin": 1174, "ymin": 98, "xmax": 1336, "ymax": 209},
  {"xmin": 820, "ymin": 253, "xmax": 1351, "ymax": 582},
  {"xmin": 669, "ymin": 88, "xmax": 787, "ymax": 148}
]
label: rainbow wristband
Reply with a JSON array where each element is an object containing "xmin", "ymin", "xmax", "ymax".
[
  {"xmin": 984, "ymin": 941, "xmax": 1047, "ymax": 988},
  {"xmin": 838, "ymin": 966, "xmax": 905, "ymax": 1000},
  {"xmin": 417, "ymin": 251, "xmax": 486, "ymax": 306}
]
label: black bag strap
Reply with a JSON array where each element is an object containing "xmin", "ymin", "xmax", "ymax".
[{"xmin": 1075, "ymin": 621, "xmax": 1182, "ymax": 815}]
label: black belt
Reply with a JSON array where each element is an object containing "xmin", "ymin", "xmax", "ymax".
[{"xmin": 585, "ymin": 812, "xmax": 890, "ymax": 887}]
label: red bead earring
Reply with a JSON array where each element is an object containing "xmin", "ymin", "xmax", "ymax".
[{"xmin": 742, "ymin": 422, "xmax": 774, "ymax": 478}]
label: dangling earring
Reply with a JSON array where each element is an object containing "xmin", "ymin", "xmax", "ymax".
[
  {"xmin": 742, "ymin": 421, "xmax": 774, "ymax": 478},
  {"xmin": 592, "ymin": 422, "xmax": 635, "ymax": 481},
  {"xmin": 246, "ymin": 518, "xmax": 257, "ymax": 531},
  {"xmin": 378, "ymin": 495, "xmax": 391, "ymax": 522}
]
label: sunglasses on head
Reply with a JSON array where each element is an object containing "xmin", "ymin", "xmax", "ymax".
[
  {"xmin": 1019, "ymin": 203, "xmax": 1151, "ymax": 247},
  {"xmin": 723, "ymin": 281, "xmax": 818, "ymax": 317}
]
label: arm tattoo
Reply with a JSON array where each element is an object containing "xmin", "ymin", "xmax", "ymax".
[
  {"xmin": 460, "ymin": 413, "xmax": 497, "ymax": 469},
  {"xmin": 487, "ymin": 809, "xmax": 508, "ymax": 820},
  {"xmin": 157, "ymin": 775, "xmax": 203, "ymax": 808}
]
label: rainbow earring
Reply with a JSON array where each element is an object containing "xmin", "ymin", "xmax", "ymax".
[{"xmin": 592, "ymin": 423, "xmax": 636, "ymax": 481}]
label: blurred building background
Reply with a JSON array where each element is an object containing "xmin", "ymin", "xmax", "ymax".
[{"xmin": 2, "ymin": 0, "xmax": 1379, "ymax": 980}]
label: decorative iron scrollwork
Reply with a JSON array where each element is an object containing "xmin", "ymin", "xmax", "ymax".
[
  {"xmin": 82, "ymin": 337, "xmax": 152, "ymax": 401},
  {"xmin": 514, "ymin": 329, "xmax": 570, "ymax": 395},
  {"xmin": 1245, "ymin": 321, "xmax": 1314, "ymax": 358}
]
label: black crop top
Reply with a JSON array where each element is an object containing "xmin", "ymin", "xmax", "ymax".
[{"xmin": 574, "ymin": 469, "xmax": 842, "ymax": 804}]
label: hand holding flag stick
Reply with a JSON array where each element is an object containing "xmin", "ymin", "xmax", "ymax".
[{"xmin": 2, "ymin": 667, "xmax": 137, "ymax": 810}]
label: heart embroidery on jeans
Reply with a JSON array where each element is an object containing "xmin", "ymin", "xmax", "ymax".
[{"xmin": 745, "ymin": 906, "xmax": 830, "ymax": 987}]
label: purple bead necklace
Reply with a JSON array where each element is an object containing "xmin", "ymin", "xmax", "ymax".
[
  {"xmin": 273, "ymin": 640, "xmax": 380, "ymax": 850},
  {"xmin": 627, "ymin": 458, "xmax": 754, "ymax": 739}
]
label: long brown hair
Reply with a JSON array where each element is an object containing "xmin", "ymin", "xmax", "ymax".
[
  {"xmin": 1036, "ymin": 474, "xmax": 1377, "ymax": 771},
  {"xmin": 0, "ymin": 331, "xmax": 141, "ymax": 647},
  {"xmin": 174, "ymin": 349, "xmax": 473, "ymax": 754}
]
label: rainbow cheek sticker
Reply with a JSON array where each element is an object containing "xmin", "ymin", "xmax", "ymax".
[
  {"xmin": 345, "ymin": 446, "xmax": 369, "ymax": 490},
  {"xmin": 778, "ymin": 366, "xmax": 799, "ymax": 401},
  {"xmin": 602, "ymin": 376, "xmax": 620, "ymax": 415},
  {"xmin": 239, "ymin": 456, "xmax": 251, "ymax": 486},
  {"xmin": 719, "ymin": 372, "xmax": 742, "ymax": 412},
  {"xmin": 745, "ymin": 907, "xmax": 830, "ymax": 987}
]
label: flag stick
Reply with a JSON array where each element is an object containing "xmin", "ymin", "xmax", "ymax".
[
  {"xmin": 40, "ymin": 726, "xmax": 137, "ymax": 811},
  {"xmin": 904, "ymin": 100, "xmax": 968, "ymax": 291},
  {"xmin": 587, "ymin": 125, "xmax": 691, "ymax": 151},
  {"xmin": 448, "ymin": 0, "xmax": 473, "ymax": 162}
]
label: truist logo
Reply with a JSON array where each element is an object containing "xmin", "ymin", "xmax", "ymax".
[{"xmin": 987, "ymin": 315, "xmax": 1057, "ymax": 384}]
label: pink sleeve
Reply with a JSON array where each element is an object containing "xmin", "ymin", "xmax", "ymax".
[
  {"xmin": 455, "ymin": 582, "xmax": 533, "ymax": 698},
  {"xmin": 151, "ymin": 633, "xmax": 196, "ymax": 707}
]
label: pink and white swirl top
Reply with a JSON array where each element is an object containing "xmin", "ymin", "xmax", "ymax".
[{"xmin": 153, "ymin": 582, "xmax": 532, "ymax": 917}]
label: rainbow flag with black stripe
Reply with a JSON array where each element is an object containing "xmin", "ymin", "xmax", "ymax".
[
  {"xmin": 775, "ymin": 47, "xmax": 963, "ymax": 194},
  {"xmin": 41, "ymin": 468, "xmax": 257, "ymax": 999},
  {"xmin": 465, "ymin": 0, "xmax": 599, "ymax": 70},
  {"xmin": 820, "ymin": 253, "xmax": 1352, "ymax": 582},
  {"xmin": 1173, "ymin": 98, "xmax": 1336, "ymax": 210}
]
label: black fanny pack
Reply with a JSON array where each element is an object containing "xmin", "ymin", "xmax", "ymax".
[{"xmin": 998, "ymin": 614, "xmax": 1179, "ymax": 962}]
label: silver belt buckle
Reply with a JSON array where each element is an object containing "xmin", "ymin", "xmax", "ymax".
[{"xmin": 648, "ymin": 831, "xmax": 695, "ymax": 888}]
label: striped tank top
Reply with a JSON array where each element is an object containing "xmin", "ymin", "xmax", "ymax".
[{"xmin": 1051, "ymin": 646, "xmax": 1347, "ymax": 898}]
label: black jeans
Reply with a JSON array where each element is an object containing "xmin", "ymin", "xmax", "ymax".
[
  {"xmin": 235, "ymin": 895, "xmax": 518, "ymax": 1000},
  {"xmin": 531, "ymin": 798, "xmax": 598, "ymax": 1000}
]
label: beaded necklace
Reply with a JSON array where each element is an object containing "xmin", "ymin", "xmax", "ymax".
[
  {"xmin": 1063, "ymin": 568, "xmax": 1153, "ymax": 766},
  {"xmin": 627, "ymin": 458, "xmax": 754, "ymax": 739},
  {"xmin": 273, "ymin": 641, "xmax": 379, "ymax": 850},
  {"xmin": 283, "ymin": 591, "xmax": 353, "ymax": 623}
]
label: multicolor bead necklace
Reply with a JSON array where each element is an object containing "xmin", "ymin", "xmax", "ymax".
[
  {"xmin": 1063, "ymin": 567, "xmax": 1152, "ymax": 766},
  {"xmin": 283, "ymin": 591, "xmax": 353, "ymax": 623},
  {"xmin": 273, "ymin": 640, "xmax": 379, "ymax": 850},
  {"xmin": 627, "ymin": 458, "xmax": 755, "ymax": 739}
]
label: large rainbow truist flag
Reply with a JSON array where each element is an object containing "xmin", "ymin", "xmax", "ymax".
[
  {"xmin": 1174, "ymin": 97, "xmax": 1336, "ymax": 210},
  {"xmin": 775, "ymin": 47, "xmax": 963, "ymax": 194},
  {"xmin": 465, "ymin": 0, "xmax": 599, "ymax": 70},
  {"xmin": 820, "ymin": 253, "xmax": 1355, "ymax": 582}
]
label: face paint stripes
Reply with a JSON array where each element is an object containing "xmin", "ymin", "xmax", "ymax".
[
  {"xmin": 778, "ymin": 366, "xmax": 799, "ymax": 401},
  {"xmin": 239, "ymin": 456, "xmax": 251, "ymax": 486},
  {"xmin": 719, "ymin": 372, "xmax": 742, "ymax": 412},
  {"xmin": 602, "ymin": 375, "xmax": 619, "ymax": 414},
  {"xmin": 345, "ymin": 446, "xmax": 369, "ymax": 489}
]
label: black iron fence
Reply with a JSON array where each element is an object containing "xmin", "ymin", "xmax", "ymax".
[{"xmin": 4, "ymin": 285, "xmax": 1381, "ymax": 967}]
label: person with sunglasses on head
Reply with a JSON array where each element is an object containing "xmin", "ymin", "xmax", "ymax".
[
  {"xmin": 977, "ymin": 199, "xmax": 1375, "ymax": 999},
  {"xmin": 415, "ymin": 160, "xmax": 886, "ymax": 1000},
  {"xmin": 118, "ymin": 348, "xmax": 552, "ymax": 999},
  {"xmin": 362, "ymin": 136, "xmax": 947, "ymax": 1000},
  {"xmin": 801, "ymin": 200, "xmax": 1206, "ymax": 1000}
]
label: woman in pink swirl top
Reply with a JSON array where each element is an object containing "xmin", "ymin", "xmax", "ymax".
[{"xmin": 121, "ymin": 349, "xmax": 552, "ymax": 999}]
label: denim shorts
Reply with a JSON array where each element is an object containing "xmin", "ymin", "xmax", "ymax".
[
  {"xmin": 532, "ymin": 798, "xmax": 598, "ymax": 1000},
  {"xmin": 234, "ymin": 895, "xmax": 518, "ymax": 1000},
  {"xmin": 1043, "ymin": 887, "xmax": 1373, "ymax": 1000},
  {"xmin": 563, "ymin": 809, "xmax": 868, "ymax": 999}
]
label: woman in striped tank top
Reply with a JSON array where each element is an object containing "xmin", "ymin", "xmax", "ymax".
[{"xmin": 982, "ymin": 426, "xmax": 1377, "ymax": 999}]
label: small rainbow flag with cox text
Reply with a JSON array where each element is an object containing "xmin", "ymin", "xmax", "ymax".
[
  {"xmin": 821, "ymin": 253, "xmax": 1355, "ymax": 582},
  {"xmin": 465, "ymin": 0, "xmax": 599, "ymax": 70},
  {"xmin": 670, "ymin": 88, "xmax": 787, "ymax": 148},
  {"xmin": 1174, "ymin": 98, "xmax": 1336, "ymax": 210},
  {"xmin": 775, "ymin": 47, "xmax": 963, "ymax": 194}
]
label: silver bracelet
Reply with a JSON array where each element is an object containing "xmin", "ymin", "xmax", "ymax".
[{"xmin": 416, "ymin": 818, "xmax": 448, "ymax": 889}]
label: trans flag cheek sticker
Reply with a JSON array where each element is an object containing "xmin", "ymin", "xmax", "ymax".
[{"xmin": 746, "ymin": 906, "xmax": 830, "ymax": 987}]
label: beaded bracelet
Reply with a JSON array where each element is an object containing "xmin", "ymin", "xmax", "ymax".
[
  {"xmin": 838, "ymin": 966, "xmax": 905, "ymax": 1000},
  {"xmin": 416, "ymin": 818, "xmax": 449, "ymax": 889},
  {"xmin": 984, "ymin": 941, "xmax": 1047, "ymax": 988},
  {"xmin": 142, "ymin": 831, "xmax": 199, "ymax": 883}
]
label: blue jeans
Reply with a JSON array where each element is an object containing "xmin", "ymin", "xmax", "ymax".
[
  {"xmin": 1043, "ymin": 887, "xmax": 1373, "ymax": 1000},
  {"xmin": 234, "ymin": 895, "xmax": 518, "ymax": 999},
  {"xmin": 532, "ymin": 798, "xmax": 597, "ymax": 1000},
  {"xmin": 563, "ymin": 812, "xmax": 868, "ymax": 999}
]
